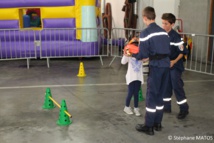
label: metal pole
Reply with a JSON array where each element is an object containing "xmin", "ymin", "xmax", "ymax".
[{"xmin": 48, "ymin": 96, "xmax": 72, "ymax": 118}]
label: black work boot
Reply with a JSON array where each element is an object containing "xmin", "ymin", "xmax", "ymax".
[
  {"xmin": 177, "ymin": 111, "xmax": 189, "ymax": 119},
  {"xmin": 135, "ymin": 124, "xmax": 154, "ymax": 135},
  {"xmin": 154, "ymin": 123, "xmax": 162, "ymax": 131}
]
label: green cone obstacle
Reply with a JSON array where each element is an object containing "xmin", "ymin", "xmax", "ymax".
[
  {"xmin": 42, "ymin": 88, "xmax": 55, "ymax": 109},
  {"xmin": 57, "ymin": 100, "xmax": 72, "ymax": 126},
  {"xmin": 132, "ymin": 87, "xmax": 145, "ymax": 102},
  {"xmin": 138, "ymin": 87, "xmax": 144, "ymax": 101}
]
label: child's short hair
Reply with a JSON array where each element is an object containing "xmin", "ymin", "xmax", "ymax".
[
  {"xmin": 143, "ymin": 6, "xmax": 156, "ymax": 20},
  {"xmin": 162, "ymin": 13, "xmax": 176, "ymax": 24}
]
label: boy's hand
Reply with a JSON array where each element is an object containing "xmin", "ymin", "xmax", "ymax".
[{"xmin": 170, "ymin": 60, "xmax": 176, "ymax": 68}]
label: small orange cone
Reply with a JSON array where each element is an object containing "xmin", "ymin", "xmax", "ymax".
[{"xmin": 77, "ymin": 62, "xmax": 86, "ymax": 77}]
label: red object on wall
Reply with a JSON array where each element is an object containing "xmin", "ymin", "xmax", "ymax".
[
  {"xmin": 26, "ymin": 9, "xmax": 41, "ymax": 17},
  {"xmin": 176, "ymin": 18, "xmax": 183, "ymax": 32},
  {"xmin": 102, "ymin": 3, "xmax": 112, "ymax": 38}
]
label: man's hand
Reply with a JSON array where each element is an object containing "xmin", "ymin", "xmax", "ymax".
[{"xmin": 142, "ymin": 58, "xmax": 149, "ymax": 62}]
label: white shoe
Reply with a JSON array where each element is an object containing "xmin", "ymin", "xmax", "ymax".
[
  {"xmin": 124, "ymin": 106, "xmax": 133, "ymax": 115},
  {"xmin": 134, "ymin": 108, "xmax": 141, "ymax": 116}
]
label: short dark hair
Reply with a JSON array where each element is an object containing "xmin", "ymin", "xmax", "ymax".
[
  {"xmin": 143, "ymin": 6, "xmax": 156, "ymax": 20},
  {"xmin": 161, "ymin": 13, "xmax": 176, "ymax": 24}
]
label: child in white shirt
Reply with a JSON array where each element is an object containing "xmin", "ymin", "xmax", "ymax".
[{"xmin": 121, "ymin": 54, "xmax": 144, "ymax": 116}]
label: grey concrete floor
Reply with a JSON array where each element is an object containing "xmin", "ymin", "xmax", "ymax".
[{"xmin": 0, "ymin": 57, "xmax": 214, "ymax": 143}]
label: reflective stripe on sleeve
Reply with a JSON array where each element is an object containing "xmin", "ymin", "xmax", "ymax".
[
  {"xmin": 140, "ymin": 32, "xmax": 168, "ymax": 42},
  {"xmin": 170, "ymin": 41, "xmax": 184, "ymax": 46}
]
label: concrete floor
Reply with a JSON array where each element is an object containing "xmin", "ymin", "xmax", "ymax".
[{"xmin": 0, "ymin": 57, "xmax": 214, "ymax": 143}]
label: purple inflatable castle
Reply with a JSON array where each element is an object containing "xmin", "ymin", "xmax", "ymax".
[{"xmin": 0, "ymin": 0, "xmax": 101, "ymax": 59}]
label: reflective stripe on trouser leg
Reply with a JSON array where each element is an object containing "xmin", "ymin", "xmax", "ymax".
[
  {"xmin": 177, "ymin": 99, "xmax": 187, "ymax": 105},
  {"xmin": 155, "ymin": 67, "xmax": 170, "ymax": 124},
  {"xmin": 145, "ymin": 108, "xmax": 156, "ymax": 127},
  {"xmin": 163, "ymin": 98, "xmax": 172, "ymax": 110},
  {"xmin": 163, "ymin": 72, "xmax": 173, "ymax": 110},
  {"xmin": 170, "ymin": 69, "xmax": 189, "ymax": 111},
  {"xmin": 156, "ymin": 106, "xmax": 164, "ymax": 110},
  {"xmin": 177, "ymin": 99, "xmax": 189, "ymax": 111},
  {"xmin": 163, "ymin": 98, "xmax": 171, "ymax": 102},
  {"xmin": 155, "ymin": 106, "xmax": 164, "ymax": 124},
  {"xmin": 145, "ymin": 66, "xmax": 169, "ymax": 127}
]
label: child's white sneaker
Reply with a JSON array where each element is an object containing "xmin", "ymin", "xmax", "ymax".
[
  {"xmin": 134, "ymin": 108, "xmax": 141, "ymax": 116},
  {"xmin": 124, "ymin": 106, "xmax": 133, "ymax": 115}
]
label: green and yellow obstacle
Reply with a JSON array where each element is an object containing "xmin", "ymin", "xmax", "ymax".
[
  {"xmin": 42, "ymin": 88, "xmax": 55, "ymax": 109},
  {"xmin": 57, "ymin": 100, "xmax": 72, "ymax": 126},
  {"xmin": 43, "ymin": 88, "xmax": 72, "ymax": 126},
  {"xmin": 138, "ymin": 87, "xmax": 144, "ymax": 101},
  {"xmin": 132, "ymin": 87, "xmax": 145, "ymax": 102}
]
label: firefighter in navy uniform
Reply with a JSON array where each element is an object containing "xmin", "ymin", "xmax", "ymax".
[
  {"xmin": 132, "ymin": 7, "xmax": 170, "ymax": 135},
  {"xmin": 161, "ymin": 13, "xmax": 189, "ymax": 119}
]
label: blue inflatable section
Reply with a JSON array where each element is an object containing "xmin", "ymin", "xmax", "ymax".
[
  {"xmin": 23, "ymin": 15, "xmax": 30, "ymax": 28},
  {"xmin": 81, "ymin": 6, "xmax": 97, "ymax": 42}
]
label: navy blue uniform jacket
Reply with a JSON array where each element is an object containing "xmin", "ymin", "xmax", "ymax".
[
  {"xmin": 133, "ymin": 23, "xmax": 170, "ymax": 67},
  {"xmin": 168, "ymin": 29, "xmax": 188, "ymax": 72}
]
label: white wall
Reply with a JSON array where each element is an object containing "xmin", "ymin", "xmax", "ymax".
[
  {"xmin": 104, "ymin": 0, "xmax": 125, "ymax": 28},
  {"xmin": 153, "ymin": 0, "xmax": 180, "ymax": 27},
  {"xmin": 102, "ymin": 0, "xmax": 180, "ymax": 29},
  {"xmin": 179, "ymin": 0, "xmax": 210, "ymax": 34},
  {"xmin": 137, "ymin": 0, "xmax": 154, "ymax": 29}
]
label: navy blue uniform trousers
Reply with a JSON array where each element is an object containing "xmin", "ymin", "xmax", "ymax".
[
  {"xmin": 145, "ymin": 66, "xmax": 170, "ymax": 127},
  {"xmin": 164, "ymin": 68, "xmax": 189, "ymax": 111}
]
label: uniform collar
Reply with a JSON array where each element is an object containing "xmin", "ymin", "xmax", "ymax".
[
  {"xmin": 168, "ymin": 29, "xmax": 176, "ymax": 35},
  {"xmin": 148, "ymin": 22, "xmax": 156, "ymax": 27}
]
